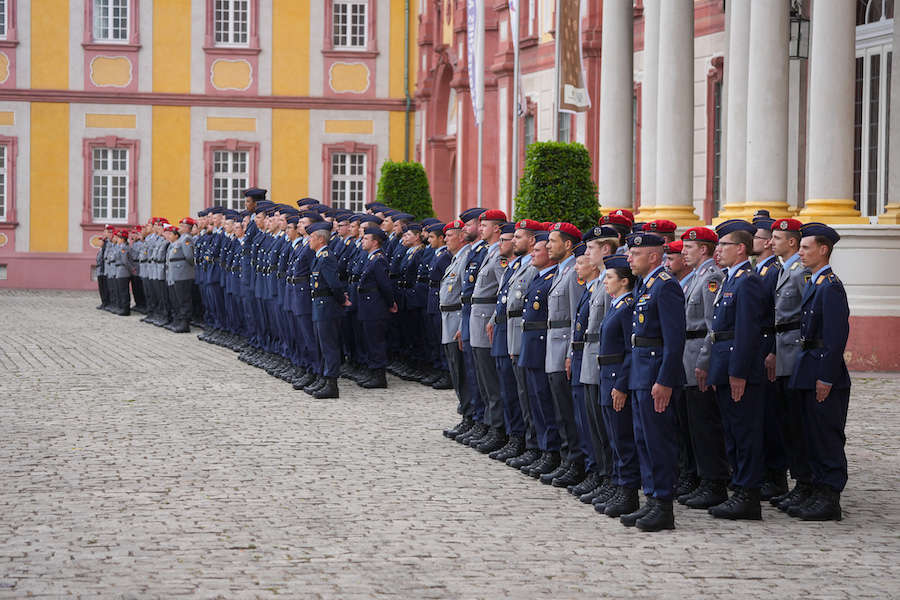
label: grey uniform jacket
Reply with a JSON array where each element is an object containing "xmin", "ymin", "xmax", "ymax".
[
  {"xmin": 546, "ymin": 257, "xmax": 585, "ymax": 373},
  {"xmin": 95, "ymin": 243, "xmax": 107, "ymax": 276},
  {"xmin": 113, "ymin": 242, "xmax": 135, "ymax": 279},
  {"xmin": 469, "ymin": 243, "xmax": 504, "ymax": 349},
  {"xmin": 683, "ymin": 259, "xmax": 724, "ymax": 387},
  {"xmin": 504, "ymin": 259, "xmax": 537, "ymax": 357},
  {"xmin": 166, "ymin": 235, "xmax": 195, "ymax": 284},
  {"xmin": 104, "ymin": 243, "xmax": 118, "ymax": 278},
  {"xmin": 774, "ymin": 257, "xmax": 809, "ymax": 378},
  {"xmin": 153, "ymin": 238, "xmax": 170, "ymax": 281},
  {"xmin": 145, "ymin": 235, "xmax": 159, "ymax": 280},
  {"xmin": 129, "ymin": 240, "xmax": 143, "ymax": 278},
  {"xmin": 439, "ymin": 244, "xmax": 471, "ymax": 344},
  {"xmin": 579, "ymin": 273, "xmax": 611, "ymax": 385},
  {"xmin": 138, "ymin": 237, "xmax": 152, "ymax": 278}
]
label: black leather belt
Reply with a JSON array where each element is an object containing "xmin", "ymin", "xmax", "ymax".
[
  {"xmin": 632, "ymin": 335, "xmax": 663, "ymax": 347},
  {"xmin": 389, "ymin": 273, "xmax": 401, "ymax": 280},
  {"xmin": 495, "ymin": 314, "xmax": 507, "ymax": 324},
  {"xmin": 686, "ymin": 329, "xmax": 708, "ymax": 340},
  {"xmin": 761, "ymin": 326, "xmax": 775, "ymax": 337},
  {"xmin": 311, "ymin": 289, "xmax": 332, "ymax": 298},
  {"xmin": 776, "ymin": 321, "xmax": 801, "ymax": 333},
  {"xmin": 710, "ymin": 330, "xmax": 735, "ymax": 343},
  {"xmin": 802, "ymin": 338, "xmax": 824, "ymax": 350},
  {"xmin": 507, "ymin": 309, "xmax": 523, "ymax": 318},
  {"xmin": 523, "ymin": 321, "xmax": 546, "ymax": 331},
  {"xmin": 549, "ymin": 319, "xmax": 571, "ymax": 329},
  {"xmin": 461, "ymin": 296, "xmax": 472, "ymax": 305},
  {"xmin": 571, "ymin": 341, "xmax": 584, "ymax": 351},
  {"xmin": 472, "ymin": 296, "xmax": 497, "ymax": 304},
  {"xmin": 440, "ymin": 303, "xmax": 461, "ymax": 312},
  {"xmin": 584, "ymin": 333, "xmax": 600, "ymax": 343},
  {"xmin": 169, "ymin": 257, "xmax": 185, "ymax": 262},
  {"xmin": 598, "ymin": 352, "xmax": 626, "ymax": 365}
]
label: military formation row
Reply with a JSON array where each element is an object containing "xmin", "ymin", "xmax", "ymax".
[{"xmin": 94, "ymin": 190, "xmax": 851, "ymax": 531}]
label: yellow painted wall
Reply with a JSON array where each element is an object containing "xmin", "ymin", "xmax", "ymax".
[
  {"xmin": 153, "ymin": 0, "xmax": 191, "ymax": 93},
  {"xmin": 151, "ymin": 106, "xmax": 191, "ymax": 222},
  {"xmin": 30, "ymin": 103, "xmax": 69, "ymax": 252},
  {"xmin": 389, "ymin": 112, "xmax": 407, "ymax": 162},
  {"xmin": 389, "ymin": 0, "xmax": 417, "ymax": 161},
  {"xmin": 271, "ymin": 109, "xmax": 310, "ymax": 202},
  {"xmin": 31, "ymin": 0, "xmax": 68, "ymax": 89},
  {"xmin": 85, "ymin": 114, "xmax": 137, "ymax": 129},
  {"xmin": 324, "ymin": 120, "xmax": 374, "ymax": 135},
  {"xmin": 206, "ymin": 117, "xmax": 257, "ymax": 132},
  {"xmin": 273, "ymin": 0, "xmax": 310, "ymax": 95},
  {"xmin": 0, "ymin": 111, "xmax": 14, "ymax": 126}
]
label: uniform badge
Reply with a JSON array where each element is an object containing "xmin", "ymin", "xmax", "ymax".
[
  {"xmin": 533, "ymin": 301, "xmax": 540, "ymax": 310},
  {"xmin": 469, "ymin": 275, "xmax": 475, "ymax": 282},
  {"xmin": 804, "ymin": 273, "xmax": 811, "ymax": 284},
  {"xmin": 447, "ymin": 284, "xmax": 453, "ymax": 292},
  {"xmin": 707, "ymin": 281, "xmax": 718, "ymax": 293},
  {"xmin": 780, "ymin": 220, "xmax": 789, "ymax": 230},
  {"xmin": 577, "ymin": 278, "xmax": 585, "ymax": 285},
  {"xmin": 576, "ymin": 323, "xmax": 582, "ymax": 331},
  {"xmin": 633, "ymin": 236, "xmax": 642, "ymax": 246},
  {"xmin": 638, "ymin": 313, "xmax": 645, "ymax": 323},
  {"xmin": 688, "ymin": 230, "xmax": 697, "ymax": 240},
  {"xmin": 500, "ymin": 258, "xmax": 509, "ymax": 268}
]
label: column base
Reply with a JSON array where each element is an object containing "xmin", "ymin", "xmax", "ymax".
[
  {"xmin": 879, "ymin": 204, "xmax": 900, "ymax": 224},
  {"xmin": 632, "ymin": 204, "xmax": 704, "ymax": 227},
  {"xmin": 713, "ymin": 201, "xmax": 795, "ymax": 224},
  {"xmin": 796, "ymin": 198, "xmax": 869, "ymax": 224},
  {"xmin": 713, "ymin": 202, "xmax": 751, "ymax": 221}
]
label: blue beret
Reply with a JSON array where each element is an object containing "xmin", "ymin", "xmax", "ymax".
[
  {"xmin": 406, "ymin": 222, "xmax": 423, "ymax": 232},
  {"xmin": 285, "ymin": 215, "xmax": 299, "ymax": 225},
  {"xmin": 459, "ymin": 207, "xmax": 487, "ymax": 222},
  {"xmin": 421, "ymin": 217, "xmax": 441, "ymax": 226},
  {"xmin": 631, "ymin": 222, "xmax": 646, "ymax": 234},
  {"xmin": 500, "ymin": 222, "xmax": 516, "ymax": 235},
  {"xmin": 358, "ymin": 214, "xmax": 383, "ymax": 225},
  {"xmin": 364, "ymin": 226, "xmax": 387, "ymax": 242},
  {"xmin": 752, "ymin": 209, "xmax": 771, "ymax": 220},
  {"xmin": 715, "ymin": 219, "xmax": 756, "ymax": 238},
  {"xmin": 583, "ymin": 225, "xmax": 620, "ymax": 242},
  {"xmin": 300, "ymin": 210, "xmax": 324, "ymax": 222},
  {"xmin": 603, "ymin": 254, "xmax": 630, "ymax": 270},
  {"xmin": 296, "ymin": 197, "xmax": 319, "ymax": 207},
  {"xmin": 242, "ymin": 187, "xmax": 267, "ymax": 199},
  {"xmin": 306, "ymin": 222, "xmax": 332, "ymax": 234},
  {"xmin": 425, "ymin": 222, "xmax": 445, "ymax": 233},
  {"xmin": 800, "ymin": 222, "xmax": 840, "ymax": 244},
  {"xmin": 534, "ymin": 231, "xmax": 550, "ymax": 243},
  {"xmin": 626, "ymin": 232, "xmax": 665, "ymax": 247},
  {"xmin": 573, "ymin": 242, "xmax": 586, "ymax": 257}
]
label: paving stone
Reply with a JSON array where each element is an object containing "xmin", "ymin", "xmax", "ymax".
[{"xmin": 1, "ymin": 289, "xmax": 899, "ymax": 599}]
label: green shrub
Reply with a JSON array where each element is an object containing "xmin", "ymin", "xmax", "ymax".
[
  {"xmin": 376, "ymin": 161, "xmax": 435, "ymax": 220},
  {"xmin": 513, "ymin": 142, "xmax": 599, "ymax": 232}
]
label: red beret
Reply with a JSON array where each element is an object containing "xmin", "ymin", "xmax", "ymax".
[
  {"xmin": 479, "ymin": 209, "xmax": 508, "ymax": 221},
  {"xmin": 665, "ymin": 240, "xmax": 684, "ymax": 254},
  {"xmin": 771, "ymin": 218, "xmax": 803, "ymax": 232},
  {"xmin": 601, "ymin": 214, "xmax": 632, "ymax": 228},
  {"xmin": 607, "ymin": 208, "xmax": 635, "ymax": 223},
  {"xmin": 443, "ymin": 219, "xmax": 464, "ymax": 233},
  {"xmin": 515, "ymin": 219, "xmax": 543, "ymax": 232},
  {"xmin": 180, "ymin": 217, "xmax": 197, "ymax": 226},
  {"xmin": 551, "ymin": 222, "xmax": 582, "ymax": 240},
  {"xmin": 680, "ymin": 226, "xmax": 718, "ymax": 243},
  {"xmin": 105, "ymin": 224, "xmax": 116, "ymax": 231},
  {"xmin": 540, "ymin": 221, "xmax": 554, "ymax": 231},
  {"xmin": 643, "ymin": 219, "xmax": 678, "ymax": 234}
]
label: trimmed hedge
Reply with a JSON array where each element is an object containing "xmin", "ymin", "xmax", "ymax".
[
  {"xmin": 376, "ymin": 161, "xmax": 435, "ymax": 220},
  {"xmin": 513, "ymin": 142, "xmax": 599, "ymax": 233}
]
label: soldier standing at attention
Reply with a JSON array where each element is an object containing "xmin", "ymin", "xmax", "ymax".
[
  {"xmin": 163, "ymin": 219, "xmax": 196, "ymax": 333},
  {"xmin": 621, "ymin": 231, "xmax": 686, "ymax": 532},
  {"xmin": 95, "ymin": 225, "xmax": 114, "ymax": 310},
  {"xmin": 306, "ymin": 221, "xmax": 347, "ymax": 399},
  {"xmin": 353, "ymin": 226, "xmax": 397, "ymax": 389},
  {"xmin": 787, "ymin": 223, "xmax": 850, "ymax": 521}
]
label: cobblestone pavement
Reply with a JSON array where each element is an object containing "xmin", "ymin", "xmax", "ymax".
[{"xmin": 1, "ymin": 289, "xmax": 899, "ymax": 599}]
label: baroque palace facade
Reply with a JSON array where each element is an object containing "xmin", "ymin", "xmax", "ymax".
[{"xmin": 0, "ymin": 0, "xmax": 417, "ymax": 288}]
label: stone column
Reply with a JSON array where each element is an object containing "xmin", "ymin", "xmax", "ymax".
[
  {"xmin": 597, "ymin": 0, "xmax": 634, "ymax": 211},
  {"xmin": 882, "ymin": 5, "xmax": 900, "ymax": 222},
  {"xmin": 717, "ymin": 0, "xmax": 751, "ymax": 220},
  {"xmin": 653, "ymin": 0, "xmax": 702, "ymax": 225},
  {"xmin": 636, "ymin": 0, "xmax": 659, "ymax": 218},
  {"xmin": 798, "ymin": 0, "xmax": 866, "ymax": 223},
  {"xmin": 744, "ymin": 0, "xmax": 792, "ymax": 217}
]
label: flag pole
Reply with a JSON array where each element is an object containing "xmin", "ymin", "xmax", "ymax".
[
  {"xmin": 553, "ymin": 0, "xmax": 561, "ymax": 141},
  {"xmin": 511, "ymin": 0, "xmax": 521, "ymax": 212},
  {"xmin": 476, "ymin": 0, "xmax": 485, "ymax": 208}
]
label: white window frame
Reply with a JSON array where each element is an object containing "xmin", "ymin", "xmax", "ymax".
[
  {"xmin": 93, "ymin": 0, "xmax": 129, "ymax": 43},
  {"xmin": 214, "ymin": 0, "xmax": 250, "ymax": 47},
  {"xmin": 0, "ymin": 144, "xmax": 7, "ymax": 222},
  {"xmin": 855, "ymin": 18, "xmax": 893, "ymax": 217},
  {"xmin": 92, "ymin": 147, "xmax": 129, "ymax": 223},
  {"xmin": 212, "ymin": 149, "xmax": 249, "ymax": 210},
  {"xmin": 331, "ymin": 152, "xmax": 366, "ymax": 212},
  {"xmin": 332, "ymin": 0, "xmax": 368, "ymax": 50},
  {"xmin": 0, "ymin": 0, "xmax": 7, "ymax": 40}
]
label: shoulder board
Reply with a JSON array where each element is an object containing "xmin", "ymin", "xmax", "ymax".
[
  {"xmin": 828, "ymin": 273, "xmax": 841, "ymax": 284},
  {"xmin": 625, "ymin": 296, "xmax": 634, "ymax": 305},
  {"xmin": 658, "ymin": 272, "xmax": 671, "ymax": 281},
  {"xmin": 320, "ymin": 250, "xmax": 329, "ymax": 257}
]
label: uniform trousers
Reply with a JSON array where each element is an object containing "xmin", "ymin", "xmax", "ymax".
[
  {"xmin": 130, "ymin": 276, "xmax": 145, "ymax": 308},
  {"xmin": 524, "ymin": 368, "xmax": 561, "ymax": 452},
  {"xmin": 684, "ymin": 386, "xmax": 731, "ymax": 482},
  {"xmin": 494, "ymin": 355, "xmax": 523, "ymax": 436},
  {"xmin": 114, "ymin": 277, "xmax": 131, "ymax": 312},
  {"xmin": 632, "ymin": 387, "xmax": 680, "ymax": 500},
  {"xmin": 314, "ymin": 317, "xmax": 341, "ymax": 377},
  {"xmin": 472, "ymin": 346, "xmax": 504, "ymax": 429},
  {"xmin": 584, "ymin": 383, "xmax": 614, "ymax": 478},
  {"xmin": 763, "ymin": 377, "xmax": 789, "ymax": 476},
  {"xmin": 716, "ymin": 383, "xmax": 765, "ymax": 489},
  {"xmin": 570, "ymin": 352, "xmax": 596, "ymax": 471},
  {"xmin": 443, "ymin": 341, "xmax": 470, "ymax": 417},
  {"xmin": 360, "ymin": 318, "xmax": 389, "ymax": 369},
  {"xmin": 774, "ymin": 376, "xmax": 811, "ymax": 483},
  {"xmin": 512, "ymin": 362, "xmax": 538, "ymax": 450},
  {"xmin": 600, "ymin": 382, "xmax": 641, "ymax": 488},
  {"xmin": 800, "ymin": 386, "xmax": 850, "ymax": 492},
  {"xmin": 97, "ymin": 274, "xmax": 110, "ymax": 307},
  {"xmin": 547, "ymin": 371, "xmax": 584, "ymax": 465},
  {"xmin": 170, "ymin": 279, "xmax": 193, "ymax": 323},
  {"xmin": 461, "ymin": 342, "xmax": 485, "ymax": 422},
  {"xmin": 673, "ymin": 388, "xmax": 697, "ymax": 479}
]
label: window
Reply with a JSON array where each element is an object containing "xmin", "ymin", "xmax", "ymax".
[
  {"xmin": 711, "ymin": 78, "xmax": 723, "ymax": 216},
  {"xmin": 333, "ymin": 1, "xmax": 367, "ymax": 49},
  {"xmin": 0, "ymin": 0, "xmax": 6, "ymax": 38},
  {"xmin": 557, "ymin": 113, "xmax": 571, "ymax": 142},
  {"xmin": 331, "ymin": 152, "xmax": 366, "ymax": 211},
  {"xmin": 0, "ymin": 144, "xmax": 6, "ymax": 221},
  {"xmin": 93, "ymin": 0, "xmax": 129, "ymax": 42},
  {"xmin": 524, "ymin": 113, "xmax": 535, "ymax": 149},
  {"xmin": 212, "ymin": 150, "xmax": 249, "ymax": 210},
  {"xmin": 214, "ymin": 0, "xmax": 249, "ymax": 46},
  {"xmin": 91, "ymin": 147, "xmax": 129, "ymax": 222}
]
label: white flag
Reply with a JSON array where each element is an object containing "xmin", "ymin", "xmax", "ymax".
[{"xmin": 467, "ymin": 0, "xmax": 485, "ymax": 125}]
